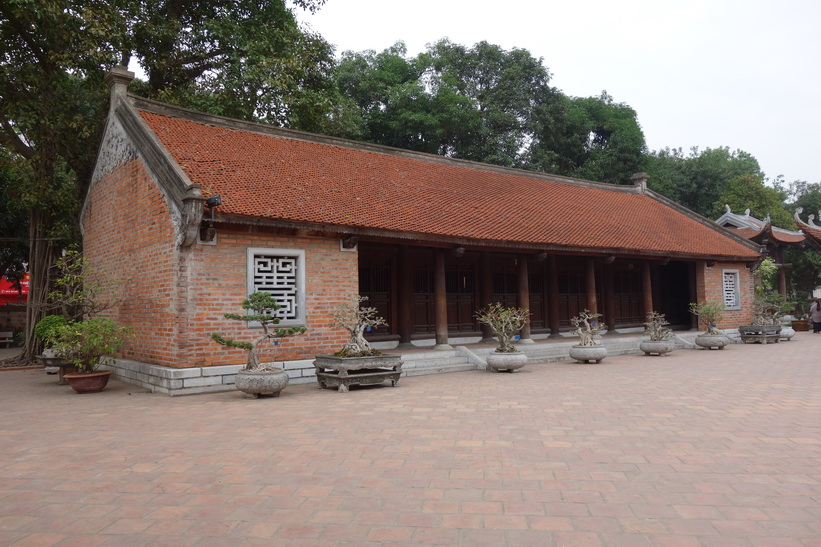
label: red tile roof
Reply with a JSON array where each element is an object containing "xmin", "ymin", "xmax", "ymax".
[
  {"xmin": 726, "ymin": 226, "xmax": 805, "ymax": 245},
  {"xmin": 137, "ymin": 108, "xmax": 760, "ymax": 260}
]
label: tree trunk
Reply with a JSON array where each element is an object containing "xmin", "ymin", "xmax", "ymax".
[{"xmin": 22, "ymin": 208, "xmax": 61, "ymax": 361}]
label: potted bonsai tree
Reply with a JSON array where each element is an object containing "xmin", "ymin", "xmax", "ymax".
[
  {"xmin": 40, "ymin": 248, "xmax": 130, "ymax": 392},
  {"xmin": 568, "ymin": 310, "xmax": 607, "ymax": 363},
  {"xmin": 688, "ymin": 301, "xmax": 727, "ymax": 349},
  {"xmin": 739, "ymin": 292, "xmax": 787, "ymax": 343},
  {"xmin": 475, "ymin": 302, "xmax": 530, "ymax": 372},
  {"xmin": 212, "ymin": 291, "xmax": 306, "ymax": 398},
  {"xmin": 34, "ymin": 314, "xmax": 74, "ymax": 383},
  {"xmin": 313, "ymin": 296, "xmax": 402, "ymax": 392},
  {"xmin": 52, "ymin": 317, "xmax": 132, "ymax": 393},
  {"xmin": 639, "ymin": 311, "xmax": 675, "ymax": 356}
]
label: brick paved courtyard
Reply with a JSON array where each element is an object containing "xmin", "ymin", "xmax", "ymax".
[{"xmin": 1, "ymin": 334, "xmax": 820, "ymax": 546}]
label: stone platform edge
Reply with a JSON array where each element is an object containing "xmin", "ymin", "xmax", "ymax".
[{"xmin": 101, "ymin": 330, "xmax": 732, "ymax": 396}]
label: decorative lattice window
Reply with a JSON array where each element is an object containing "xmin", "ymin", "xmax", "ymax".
[
  {"xmin": 247, "ymin": 248, "xmax": 305, "ymax": 325},
  {"xmin": 722, "ymin": 270, "xmax": 740, "ymax": 309}
]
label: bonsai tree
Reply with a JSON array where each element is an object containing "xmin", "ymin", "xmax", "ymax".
[
  {"xmin": 211, "ymin": 291, "xmax": 306, "ymax": 370},
  {"xmin": 50, "ymin": 317, "xmax": 132, "ymax": 373},
  {"xmin": 475, "ymin": 302, "xmax": 530, "ymax": 353},
  {"xmin": 752, "ymin": 292, "xmax": 792, "ymax": 326},
  {"xmin": 688, "ymin": 301, "xmax": 724, "ymax": 334},
  {"xmin": 329, "ymin": 296, "xmax": 388, "ymax": 357},
  {"xmin": 34, "ymin": 315, "xmax": 68, "ymax": 353},
  {"xmin": 570, "ymin": 310, "xmax": 606, "ymax": 346},
  {"xmin": 48, "ymin": 247, "xmax": 121, "ymax": 321},
  {"xmin": 644, "ymin": 311, "xmax": 672, "ymax": 341}
]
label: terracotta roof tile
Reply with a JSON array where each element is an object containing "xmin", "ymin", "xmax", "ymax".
[{"xmin": 138, "ymin": 109, "xmax": 760, "ymax": 260}]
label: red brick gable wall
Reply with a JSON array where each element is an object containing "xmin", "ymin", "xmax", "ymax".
[
  {"xmin": 178, "ymin": 230, "xmax": 354, "ymax": 367},
  {"xmin": 696, "ymin": 261, "xmax": 755, "ymax": 328},
  {"xmin": 83, "ymin": 159, "xmax": 181, "ymax": 365},
  {"xmin": 84, "ymin": 160, "xmax": 355, "ymax": 368}
]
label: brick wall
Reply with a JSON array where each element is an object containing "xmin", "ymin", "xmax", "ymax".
[
  {"xmin": 83, "ymin": 158, "xmax": 182, "ymax": 366},
  {"xmin": 177, "ymin": 230, "xmax": 355, "ymax": 368},
  {"xmin": 84, "ymin": 158, "xmax": 355, "ymax": 369},
  {"xmin": 695, "ymin": 260, "xmax": 755, "ymax": 327}
]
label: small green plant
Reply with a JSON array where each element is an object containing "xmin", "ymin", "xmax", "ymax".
[
  {"xmin": 475, "ymin": 302, "xmax": 530, "ymax": 353},
  {"xmin": 51, "ymin": 317, "xmax": 132, "ymax": 372},
  {"xmin": 330, "ymin": 295, "xmax": 388, "ymax": 357},
  {"xmin": 570, "ymin": 309, "xmax": 606, "ymax": 346},
  {"xmin": 644, "ymin": 311, "xmax": 672, "ymax": 341},
  {"xmin": 48, "ymin": 247, "xmax": 120, "ymax": 321},
  {"xmin": 688, "ymin": 301, "xmax": 724, "ymax": 335},
  {"xmin": 211, "ymin": 292, "xmax": 306, "ymax": 371},
  {"xmin": 34, "ymin": 315, "xmax": 68, "ymax": 348}
]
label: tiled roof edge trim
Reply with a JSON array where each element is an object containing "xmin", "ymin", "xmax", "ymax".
[
  {"xmin": 116, "ymin": 96, "xmax": 206, "ymax": 246},
  {"xmin": 129, "ymin": 95, "xmax": 644, "ymax": 195},
  {"xmin": 213, "ymin": 214, "xmax": 760, "ymax": 262},
  {"xmin": 117, "ymin": 99, "xmax": 200, "ymax": 204},
  {"xmin": 643, "ymin": 189, "xmax": 763, "ymax": 258}
]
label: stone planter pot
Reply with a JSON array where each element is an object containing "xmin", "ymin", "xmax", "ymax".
[
  {"xmin": 694, "ymin": 334, "xmax": 727, "ymax": 350},
  {"xmin": 63, "ymin": 370, "xmax": 112, "ymax": 393},
  {"xmin": 485, "ymin": 351, "xmax": 527, "ymax": 372},
  {"xmin": 780, "ymin": 325, "xmax": 796, "ymax": 341},
  {"xmin": 569, "ymin": 345, "xmax": 607, "ymax": 364},
  {"xmin": 235, "ymin": 368, "xmax": 289, "ymax": 398},
  {"xmin": 639, "ymin": 339, "xmax": 674, "ymax": 356},
  {"xmin": 36, "ymin": 354, "xmax": 76, "ymax": 385},
  {"xmin": 313, "ymin": 354, "xmax": 403, "ymax": 392}
]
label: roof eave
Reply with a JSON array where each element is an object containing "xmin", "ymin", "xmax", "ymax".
[{"xmin": 214, "ymin": 214, "xmax": 762, "ymax": 263}]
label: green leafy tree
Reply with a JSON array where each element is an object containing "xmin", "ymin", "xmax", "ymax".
[
  {"xmin": 0, "ymin": 0, "xmax": 120, "ymax": 358},
  {"xmin": 333, "ymin": 43, "xmax": 442, "ymax": 151},
  {"xmin": 1, "ymin": 0, "xmax": 333, "ymax": 360},
  {"xmin": 422, "ymin": 39, "xmax": 558, "ymax": 168},
  {"xmin": 551, "ymin": 92, "xmax": 647, "ymax": 184},
  {"xmin": 646, "ymin": 146, "xmax": 763, "ymax": 218},
  {"xmin": 126, "ymin": 0, "xmax": 335, "ymax": 131},
  {"xmin": 718, "ymin": 174, "xmax": 795, "ymax": 229}
]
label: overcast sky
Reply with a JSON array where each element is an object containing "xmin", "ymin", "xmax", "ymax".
[{"xmin": 295, "ymin": 0, "xmax": 820, "ymax": 185}]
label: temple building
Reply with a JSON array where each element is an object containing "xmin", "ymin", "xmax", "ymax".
[{"xmin": 82, "ymin": 68, "xmax": 762, "ymax": 393}]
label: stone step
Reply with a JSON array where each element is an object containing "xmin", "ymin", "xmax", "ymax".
[{"xmin": 402, "ymin": 361, "xmax": 477, "ymax": 377}]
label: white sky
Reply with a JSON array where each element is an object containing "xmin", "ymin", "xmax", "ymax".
[{"xmin": 295, "ymin": 0, "xmax": 821, "ymax": 185}]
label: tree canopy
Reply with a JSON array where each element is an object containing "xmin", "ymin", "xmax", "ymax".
[
  {"xmin": 645, "ymin": 146, "xmax": 764, "ymax": 218},
  {"xmin": 332, "ymin": 41, "xmax": 646, "ymax": 183}
]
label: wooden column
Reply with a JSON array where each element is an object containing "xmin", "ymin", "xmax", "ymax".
[
  {"xmin": 547, "ymin": 255, "xmax": 561, "ymax": 337},
  {"xmin": 479, "ymin": 252, "xmax": 494, "ymax": 342},
  {"xmin": 688, "ymin": 262, "xmax": 698, "ymax": 330},
  {"xmin": 433, "ymin": 249, "xmax": 451, "ymax": 349},
  {"xmin": 397, "ymin": 246, "xmax": 414, "ymax": 348},
  {"xmin": 585, "ymin": 258, "xmax": 598, "ymax": 314},
  {"xmin": 777, "ymin": 267, "xmax": 787, "ymax": 298},
  {"xmin": 602, "ymin": 264, "xmax": 615, "ymax": 334},
  {"xmin": 517, "ymin": 254, "xmax": 533, "ymax": 343},
  {"xmin": 642, "ymin": 261, "xmax": 653, "ymax": 318}
]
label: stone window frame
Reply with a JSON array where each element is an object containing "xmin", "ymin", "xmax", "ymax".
[
  {"xmin": 722, "ymin": 269, "xmax": 741, "ymax": 310},
  {"xmin": 246, "ymin": 247, "xmax": 306, "ymax": 327}
]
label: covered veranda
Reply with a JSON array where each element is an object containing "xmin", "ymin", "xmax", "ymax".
[{"xmin": 359, "ymin": 241, "xmax": 699, "ymax": 349}]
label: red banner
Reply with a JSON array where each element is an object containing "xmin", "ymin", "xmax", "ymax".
[{"xmin": 0, "ymin": 274, "xmax": 29, "ymax": 304}]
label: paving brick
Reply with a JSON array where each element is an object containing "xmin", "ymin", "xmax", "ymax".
[{"xmin": 2, "ymin": 334, "xmax": 821, "ymax": 545}]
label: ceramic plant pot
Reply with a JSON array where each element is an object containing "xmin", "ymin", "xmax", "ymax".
[
  {"xmin": 235, "ymin": 368, "xmax": 289, "ymax": 398},
  {"xmin": 569, "ymin": 345, "xmax": 607, "ymax": 364},
  {"xmin": 485, "ymin": 351, "xmax": 528, "ymax": 372},
  {"xmin": 63, "ymin": 370, "xmax": 112, "ymax": 393},
  {"xmin": 694, "ymin": 334, "xmax": 727, "ymax": 350},
  {"xmin": 639, "ymin": 339, "xmax": 674, "ymax": 356}
]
